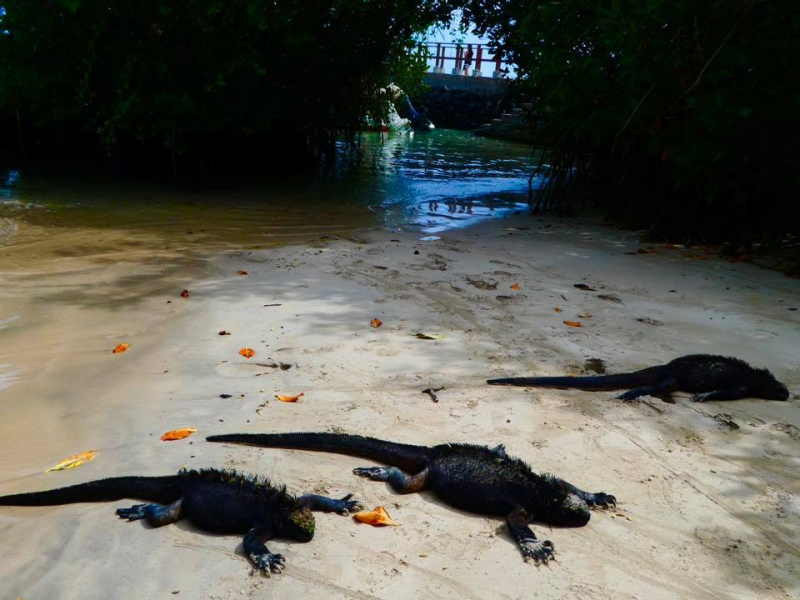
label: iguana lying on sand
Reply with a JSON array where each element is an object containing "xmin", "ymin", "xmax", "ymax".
[
  {"xmin": 488, "ymin": 354, "xmax": 789, "ymax": 402},
  {"xmin": 0, "ymin": 468, "xmax": 361, "ymax": 576},
  {"xmin": 206, "ymin": 432, "xmax": 617, "ymax": 564}
]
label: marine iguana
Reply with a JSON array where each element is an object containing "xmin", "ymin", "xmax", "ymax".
[
  {"xmin": 487, "ymin": 354, "xmax": 789, "ymax": 402},
  {"xmin": 206, "ymin": 432, "xmax": 617, "ymax": 564},
  {"xmin": 0, "ymin": 468, "xmax": 361, "ymax": 576}
]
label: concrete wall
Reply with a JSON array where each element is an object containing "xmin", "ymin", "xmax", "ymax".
[{"xmin": 423, "ymin": 73, "xmax": 509, "ymax": 97}]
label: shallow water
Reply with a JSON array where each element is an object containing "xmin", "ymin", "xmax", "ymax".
[{"xmin": 0, "ymin": 130, "xmax": 534, "ymax": 265}]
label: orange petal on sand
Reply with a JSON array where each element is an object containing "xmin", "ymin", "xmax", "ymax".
[
  {"xmin": 161, "ymin": 427, "xmax": 197, "ymax": 441},
  {"xmin": 510, "ymin": 283, "xmax": 520, "ymax": 290},
  {"xmin": 370, "ymin": 318, "xmax": 383, "ymax": 328},
  {"xmin": 46, "ymin": 450, "xmax": 97, "ymax": 472},
  {"xmin": 237, "ymin": 270, "xmax": 248, "ymax": 276},
  {"xmin": 112, "ymin": 343, "xmax": 130, "ymax": 354},
  {"xmin": 578, "ymin": 312, "xmax": 592, "ymax": 319},
  {"xmin": 239, "ymin": 347, "xmax": 256, "ymax": 359},
  {"xmin": 353, "ymin": 506, "xmax": 398, "ymax": 526},
  {"xmin": 554, "ymin": 308, "xmax": 563, "ymax": 313},
  {"xmin": 180, "ymin": 289, "xmax": 190, "ymax": 298},
  {"xmin": 563, "ymin": 320, "xmax": 583, "ymax": 327},
  {"xmin": 275, "ymin": 393, "xmax": 304, "ymax": 403}
]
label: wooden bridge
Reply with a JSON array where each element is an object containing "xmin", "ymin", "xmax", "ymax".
[{"xmin": 424, "ymin": 42, "xmax": 508, "ymax": 78}]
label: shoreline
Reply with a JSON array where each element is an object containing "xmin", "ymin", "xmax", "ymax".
[{"xmin": 0, "ymin": 212, "xmax": 798, "ymax": 599}]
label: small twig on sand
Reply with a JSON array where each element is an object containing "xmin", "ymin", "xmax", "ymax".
[{"xmin": 423, "ymin": 387, "xmax": 445, "ymax": 403}]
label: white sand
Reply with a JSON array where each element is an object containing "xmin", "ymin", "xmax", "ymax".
[{"xmin": 1, "ymin": 214, "xmax": 798, "ymax": 600}]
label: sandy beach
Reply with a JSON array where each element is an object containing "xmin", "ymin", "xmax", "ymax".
[{"xmin": 1, "ymin": 211, "xmax": 798, "ymax": 600}]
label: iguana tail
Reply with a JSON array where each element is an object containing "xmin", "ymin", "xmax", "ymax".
[
  {"xmin": 487, "ymin": 366, "xmax": 666, "ymax": 391},
  {"xmin": 207, "ymin": 432, "xmax": 431, "ymax": 472},
  {"xmin": 0, "ymin": 475, "xmax": 184, "ymax": 507}
]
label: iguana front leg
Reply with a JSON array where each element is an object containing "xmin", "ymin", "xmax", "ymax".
[
  {"xmin": 353, "ymin": 466, "xmax": 430, "ymax": 493},
  {"xmin": 243, "ymin": 526, "xmax": 285, "ymax": 577},
  {"xmin": 298, "ymin": 493, "xmax": 363, "ymax": 515},
  {"xmin": 116, "ymin": 498, "xmax": 183, "ymax": 526},
  {"xmin": 691, "ymin": 386, "xmax": 750, "ymax": 402},
  {"xmin": 507, "ymin": 507, "xmax": 554, "ymax": 565},
  {"xmin": 616, "ymin": 378, "xmax": 678, "ymax": 402}
]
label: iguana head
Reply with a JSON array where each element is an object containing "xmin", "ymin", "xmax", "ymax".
[
  {"xmin": 539, "ymin": 475, "xmax": 592, "ymax": 526},
  {"xmin": 547, "ymin": 493, "xmax": 591, "ymax": 526},
  {"xmin": 753, "ymin": 370, "xmax": 789, "ymax": 400},
  {"xmin": 284, "ymin": 507, "xmax": 316, "ymax": 542}
]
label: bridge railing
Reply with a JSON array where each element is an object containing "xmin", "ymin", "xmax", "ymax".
[{"xmin": 424, "ymin": 42, "xmax": 508, "ymax": 78}]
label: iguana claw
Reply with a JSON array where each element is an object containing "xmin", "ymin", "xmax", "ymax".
[
  {"xmin": 520, "ymin": 539, "xmax": 555, "ymax": 565},
  {"xmin": 115, "ymin": 504, "xmax": 148, "ymax": 521},
  {"xmin": 586, "ymin": 492, "xmax": 616, "ymax": 509},
  {"xmin": 250, "ymin": 552, "xmax": 285, "ymax": 577},
  {"xmin": 334, "ymin": 493, "xmax": 363, "ymax": 515}
]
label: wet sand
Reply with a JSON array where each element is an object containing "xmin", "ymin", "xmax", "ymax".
[{"xmin": 0, "ymin": 212, "xmax": 799, "ymax": 600}]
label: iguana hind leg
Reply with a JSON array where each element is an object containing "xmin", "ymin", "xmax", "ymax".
[
  {"xmin": 298, "ymin": 493, "xmax": 363, "ymax": 515},
  {"xmin": 243, "ymin": 526, "xmax": 284, "ymax": 577},
  {"xmin": 353, "ymin": 466, "xmax": 429, "ymax": 493},
  {"xmin": 507, "ymin": 507, "xmax": 554, "ymax": 565},
  {"xmin": 616, "ymin": 378, "xmax": 678, "ymax": 402},
  {"xmin": 116, "ymin": 498, "xmax": 183, "ymax": 526}
]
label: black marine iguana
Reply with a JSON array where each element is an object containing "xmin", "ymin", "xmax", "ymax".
[
  {"xmin": 488, "ymin": 354, "xmax": 789, "ymax": 402},
  {"xmin": 206, "ymin": 432, "xmax": 617, "ymax": 564},
  {"xmin": 0, "ymin": 468, "xmax": 362, "ymax": 576}
]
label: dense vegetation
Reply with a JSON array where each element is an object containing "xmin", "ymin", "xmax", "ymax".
[
  {"xmin": 0, "ymin": 0, "xmax": 448, "ymax": 175},
  {"xmin": 465, "ymin": 1, "xmax": 799, "ymax": 249}
]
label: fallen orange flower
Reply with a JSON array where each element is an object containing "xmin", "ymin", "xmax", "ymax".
[
  {"xmin": 112, "ymin": 343, "xmax": 130, "ymax": 354},
  {"xmin": 240, "ymin": 347, "xmax": 256, "ymax": 359},
  {"xmin": 353, "ymin": 506, "xmax": 398, "ymax": 527},
  {"xmin": 510, "ymin": 283, "xmax": 520, "ymax": 291},
  {"xmin": 46, "ymin": 450, "xmax": 97, "ymax": 472},
  {"xmin": 370, "ymin": 318, "xmax": 383, "ymax": 328},
  {"xmin": 275, "ymin": 393, "xmax": 304, "ymax": 403},
  {"xmin": 563, "ymin": 320, "xmax": 582, "ymax": 327},
  {"xmin": 161, "ymin": 427, "xmax": 197, "ymax": 441},
  {"xmin": 180, "ymin": 289, "xmax": 190, "ymax": 298}
]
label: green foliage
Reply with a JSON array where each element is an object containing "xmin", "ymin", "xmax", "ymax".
[
  {"xmin": 0, "ymin": 0, "xmax": 454, "ymax": 169},
  {"xmin": 465, "ymin": 0, "xmax": 800, "ymax": 246}
]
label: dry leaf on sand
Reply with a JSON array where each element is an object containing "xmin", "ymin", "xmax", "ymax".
[
  {"xmin": 46, "ymin": 450, "xmax": 97, "ymax": 472},
  {"xmin": 353, "ymin": 506, "xmax": 398, "ymax": 526},
  {"xmin": 563, "ymin": 320, "xmax": 583, "ymax": 327},
  {"xmin": 161, "ymin": 427, "xmax": 197, "ymax": 441},
  {"xmin": 275, "ymin": 393, "xmax": 304, "ymax": 403},
  {"xmin": 370, "ymin": 318, "xmax": 383, "ymax": 328}
]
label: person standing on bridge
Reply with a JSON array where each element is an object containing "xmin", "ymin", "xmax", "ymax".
[{"xmin": 463, "ymin": 44, "xmax": 474, "ymax": 76}]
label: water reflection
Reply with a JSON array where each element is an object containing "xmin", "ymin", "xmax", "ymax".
[{"xmin": 358, "ymin": 130, "xmax": 535, "ymax": 233}]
